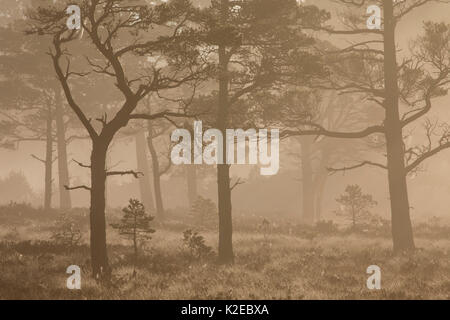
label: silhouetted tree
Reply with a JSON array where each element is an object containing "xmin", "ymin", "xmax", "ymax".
[
  {"xmin": 283, "ymin": 0, "xmax": 450, "ymax": 252},
  {"xmin": 336, "ymin": 184, "xmax": 377, "ymax": 229},
  {"xmin": 111, "ymin": 199, "xmax": 155, "ymax": 275},
  {"xmin": 195, "ymin": 0, "xmax": 325, "ymax": 264},
  {"xmin": 28, "ymin": 0, "xmax": 208, "ymax": 279}
]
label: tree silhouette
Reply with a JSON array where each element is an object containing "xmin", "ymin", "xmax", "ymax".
[
  {"xmin": 283, "ymin": 0, "xmax": 450, "ymax": 252},
  {"xmin": 336, "ymin": 184, "xmax": 377, "ymax": 229},
  {"xmin": 111, "ymin": 198, "xmax": 155, "ymax": 275},
  {"xmin": 28, "ymin": 0, "xmax": 208, "ymax": 279},
  {"xmin": 194, "ymin": 0, "xmax": 325, "ymax": 264}
]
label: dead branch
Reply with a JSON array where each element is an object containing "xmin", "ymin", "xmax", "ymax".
[
  {"xmin": 65, "ymin": 185, "xmax": 91, "ymax": 191},
  {"xmin": 230, "ymin": 178, "xmax": 245, "ymax": 191},
  {"xmin": 328, "ymin": 160, "xmax": 388, "ymax": 174},
  {"xmin": 106, "ymin": 170, "xmax": 143, "ymax": 179},
  {"xmin": 72, "ymin": 158, "xmax": 91, "ymax": 168}
]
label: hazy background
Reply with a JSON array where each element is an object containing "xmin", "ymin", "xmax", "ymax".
[{"xmin": 1, "ymin": 0, "xmax": 449, "ymax": 221}]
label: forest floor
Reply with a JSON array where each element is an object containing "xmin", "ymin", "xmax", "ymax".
[{"xmin": 0, "ymin": 206, "xmax": 449, "ymax": 299}]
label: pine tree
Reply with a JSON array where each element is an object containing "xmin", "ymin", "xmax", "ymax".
[
  {"xmin": 111, "ymin": 199, "xmax": 155, "ymax": 274},
  {"xmin": 336, "ymin": 185, "xmax": 377, "ymax": 230}
]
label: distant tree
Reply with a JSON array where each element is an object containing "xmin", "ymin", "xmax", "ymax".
[
  {"xmin": 0, "ymin": 171, "xmax": 35, "ymax": 204},
  {"xmin": 260, "ymin": 88, "xmax": 381, "ymax": 224},
  {"xmin": 284, "ymin": 1, "xmax": 450, "ymax": 252},
  {"xmin": 194, "ymin": 0, "xmax": 325, "ymax": 264},
  {"xmin": 111, "ymin": 199, "xmax": 155, "ymax": 275},
  {"xmin": 134, "ymin": 128, "xmax": 156, "ymax": 214},
  {"xmin": 144, "ymin": 105, "xmax": 174, "ymax": 219},
  {"xmin": 336, "ymin": 184, "xmax": 377, "ymax": 229},
  {"xmin": 189, "ymin": 196, "xmax": 217, "ymax": 226}
]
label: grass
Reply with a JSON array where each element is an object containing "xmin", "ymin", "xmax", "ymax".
[{"xmin": 0, "ymin": 221, "xmax": 449, "ymax": 300}]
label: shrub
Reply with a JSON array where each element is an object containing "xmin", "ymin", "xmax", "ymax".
[
  {"xmin": 182, "ymin": 229, "xmax": 213, "ymax": 260},
  {"xmin": 2, "ymin": 227, "xmax": 20, "ymax": 241},
  {"xmin": 315, "ymin": 220, "xmax": 337, "ymax": 234},
  {"xmin": 50, "ymin": 213, "xmax": 82, "ymax": 247}
]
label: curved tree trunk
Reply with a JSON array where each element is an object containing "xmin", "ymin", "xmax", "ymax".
[
  {"xmin": 135, "ymin": 130, "xmax": 155, "ymax": 212},
  {"xmin": 383, "ymin": 0, "xmax": 415, "ymax": 252},
  {"xmin": 146, "ymin": 121, "xmax": 164, "ymax": 218},
  {"xmin": 55, "ymin": 87, "xmax": 72, "ymax": 209},
  {"xmin": 90, "ymin": 140, "xmax": 110, "ymax": 279}
]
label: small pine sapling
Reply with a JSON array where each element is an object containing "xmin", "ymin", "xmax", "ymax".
[
  {"xmin": 183, "ymin": 229, "xmax": 213, "ymax": 260},
  {"xmin": 336, "ymin": 185, "xmax": 377, "ymax": 230},
  {"xmin": 111, "ymin": 199, "xmax": 155, "ymax": 274}
]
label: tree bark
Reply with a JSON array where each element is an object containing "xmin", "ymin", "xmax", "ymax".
[
  {"xmin": 146, "ymin": 121, "xmax": 164, "ymax": 218},
  {"xmin": 383, "ymin": 0, "xmax": 415, "ymax": 252},
  {"xmin": 44, "ymin": 105, "xmax": 53, "ymax": 210},
  {"xmin": 90, "ymin": 139, "xmax": 110, "ymax": 279},
  {"xmin": 135, "ymin": 130, "xmax": 155, "ymax": 212},
  {"xmin": 300, "ymin": 137, "xmax": 315, "ymax": 224},
  {"xmin": 216, "ymin": 0, "xmax": 234, "ymax": 263},
  {"xmin": 54, "ymin": 87, "xmax": 72, "ymax": 209},
  {"xmin": 186, "ymin": 165, "xmax": 198, "ymax": 207},
  {"xmin": 217, "ymin": 163, "xmax": 233, "ymax": 263}
]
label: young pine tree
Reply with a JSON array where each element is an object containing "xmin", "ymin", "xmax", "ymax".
[
  {"xmin": 336, "ymin": 185, "xmax": 377, "ymax": 230},
  {"xmin": 111, "ymin": 199, "xmax": 155, "ymax": 273}
]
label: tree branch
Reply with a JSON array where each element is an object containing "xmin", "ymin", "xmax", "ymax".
[
  {"xmin": 64, "ymin": 185, "xmax": 91, "ymax": 191},
  {"xmin": 106, "ymin": 170, "xmax": 143, "ymax": 178},
  {"xmin": 328, "ymin": 160, "xmax": 388, "ymax": 174}
]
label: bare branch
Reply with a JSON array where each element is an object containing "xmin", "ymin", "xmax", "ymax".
[
  {"xmin": 328, "ymin": 160, "xmax": 388, "ymax": 174},
  {"xmin": 106, "ymin": 170, "xmax": 143, "ymax": 179},
  {"xmin": 72, "ymin": 158, "xmax": 91, "ymax": 168},
  {"xmin": 230, "ymin": 177, "xmax": 245, "ymax": 191},
  {"xmin": 65, "ymin": 185, "xmax": 91, "ymax": 191}
]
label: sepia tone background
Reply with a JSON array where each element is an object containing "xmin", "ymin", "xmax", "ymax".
[{"xmin": 0, "ymin": 0, "xmax": 449, "ymax": 299}]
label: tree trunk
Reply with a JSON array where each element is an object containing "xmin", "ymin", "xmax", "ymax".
[
  {"xmin": 146, "ymin": 121, "xmax": 164, "ymax": 218},
  {"xmin": 217, "ymin": 164, "xmax": 233, "ymax": 264},
  {"xmin": 300, "ymin": 137, "xmax": 315, "ymax": 224},
  {"xmin": 352, "ymin": 206, "xmax": 356, "ymax": 229},
  {"xmin": 314, "ymin": 148, "xmax": 330, "ymax": 221},
  {"xmin": 55, "ymin": 87, "xmax": 72, "ymax": 209},
  {"xmin": 90, "ymin": 139, "xmax": 110, "ymax": 279},
  {"xmin": 186, "ymin": 165, "xmax": 198, "ymax": 207},
  {"xmin": 314, "ymin": 171, "xmax": 327, "ymax": 222},
  {"xmin": 383, "ymin": 0, "xmax": 415, "ymax": 252},
  {"xmin": 135, "ymin": 130, "xmax": 155, "ymax": 212},
  {"xmin": 133, "ymin": 219, "xmax": 137, "ymax": 269},
  {"xmin": 216, "ymin": 2, "xmax": 234, "ymax": 263},
  {"xmin": 44, "ymin": 105, "xmax": 53, "ymax": 210}
]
